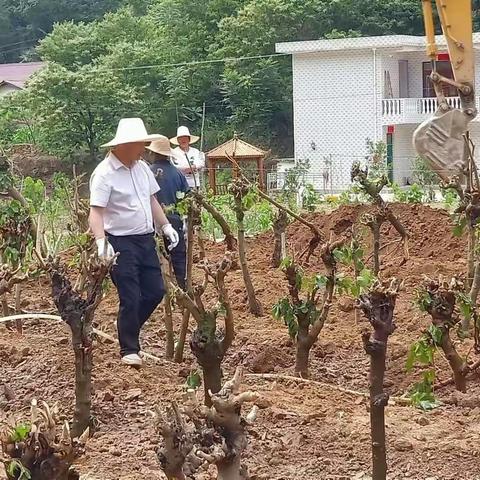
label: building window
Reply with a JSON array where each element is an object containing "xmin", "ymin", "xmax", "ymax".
[{"xmin": 422, "ymin": 61, "xmax": 457, "ymax": 97}]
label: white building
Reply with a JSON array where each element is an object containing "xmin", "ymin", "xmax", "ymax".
[{"xmin": 275, "ymin": 34, "xmax": 480, "ymax": 191}]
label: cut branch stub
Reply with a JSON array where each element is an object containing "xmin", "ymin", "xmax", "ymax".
[
  {"xmin": 0, "ymin": 264, "xmax": 30, "ymax": 297},
  {"xmin": 156, "ymin": 367, "xmax": 259, "ymax": 480},
  {"xmin": 42, "ymin": 251, "xmax": 114, "ymax": 437},
  {"xmin": 1, "ymin": 399, "xmax": 88, "ymax": 480},
  {"xmin": 423, "ymin": 278, "xmax": 457, "ymax": 324},
  {"xmin": 175, "ymin": 253, "xmax": 235, "ymax": 406},
  {"xmin": 282, "ymin": 238, "xmax": 344, "ymax": 378},
  {"xmin": 421, "ymin": 277, "xmax": 469, "ymax": 392},
  {"xmin": 358, "ymin": 279, "xmax": 401, "ymax": 344},
  {"xmin": 351, "ymin": 162, "xmax": 388, "ymax": 199},
  {"xmin": 155, "ymin": 402, "xmax": 193, "ymax": 480}
]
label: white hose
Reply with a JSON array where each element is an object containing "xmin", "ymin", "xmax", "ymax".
[{"xmin": 0, "ymin": 313, "xmax": 61, "ymax": 323}]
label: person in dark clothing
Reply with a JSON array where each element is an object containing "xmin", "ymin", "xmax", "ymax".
[{"xmin": 146, "ymin": 136, "xmax": 189, "ymax": 289}]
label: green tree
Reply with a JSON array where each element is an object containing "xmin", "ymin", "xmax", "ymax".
[
  {"xmin": 323, "ymin": 0, "xmax": 423, "ymax": 36},
  {"xmin": 21, "ymin": 63, "xmax": 140, "ymax": 161},
  {"xmin": 3, "ymin": 0, "xmax": 434, "ymax": 158},
  {"xmin": 0, "ymin": 0, "xmax": 125, "ymax": 62}
]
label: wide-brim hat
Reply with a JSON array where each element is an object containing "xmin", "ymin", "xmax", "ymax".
[
  {"xmin": 146, "ymin": 136, "xmax": 174, "ymax": 157},
  {"xmin": 101, "ymin": 118, "xmax": 164, "ymax": 148},
  {"xmin": 170, "ymin": 125, "xmax": 200, "ymax": 145}
]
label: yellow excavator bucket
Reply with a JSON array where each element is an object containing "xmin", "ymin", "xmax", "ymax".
[
  {"xmin": 438, "ymin": 0, "xmax": 474, "ymax": 87},
  {"xmin": 413, "ymin": 0, "xmax": 476, "ymax": 179}
]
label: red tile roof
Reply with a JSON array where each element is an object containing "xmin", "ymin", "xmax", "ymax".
[{"xmin": 0, "ymin": 62, "xmax": 44, "ymax": 88}]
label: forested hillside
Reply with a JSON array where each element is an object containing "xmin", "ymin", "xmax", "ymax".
[{"xmin": 3, "ymin": 0, "xmax": 478, "ymax": 160}]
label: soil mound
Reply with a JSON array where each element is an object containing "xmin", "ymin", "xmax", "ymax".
[{"xmin": 282, "ymin": 202, "xmax": 465, "ymax": 264}]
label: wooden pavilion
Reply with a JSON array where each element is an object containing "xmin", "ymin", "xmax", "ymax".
[{"xmin": 206, "ymin": 135, "xmax": 267, "ymax": 195}]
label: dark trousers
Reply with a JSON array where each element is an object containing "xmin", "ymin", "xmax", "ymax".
[
  {"xmin": 108, "ymin": 233, "xmax": 165, "ymax": 356},
  {"xmin": 168, "ymin": 215, "xmax": 187, "ymax": 290}
]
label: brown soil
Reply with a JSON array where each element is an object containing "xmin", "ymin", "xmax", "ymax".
[
  {"xmin": 2, "ymin": 203, "xmax": 480, "ymax": 480},
  {"xmin": 9, "ymin": 145, "xmax": 73, "ymax": 189}
]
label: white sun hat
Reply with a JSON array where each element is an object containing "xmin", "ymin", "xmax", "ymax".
[
  {"xmin": 101, "ymin": 118, "xmax": 164, "ymax": 148},
  {"xmin": 170, "ymin": 125, "xmax": 200, "ymax": 145},
  {"xmin": 146, "ymin": 135, "xmax": 174, "ymax": 157}
]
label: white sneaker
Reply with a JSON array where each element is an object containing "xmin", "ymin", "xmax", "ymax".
[{"xmin": 121, "ymin": 353, "xmax": 143, "ymax": 367}]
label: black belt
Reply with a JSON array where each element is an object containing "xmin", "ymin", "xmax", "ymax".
[{"xmin": 106, "ymin": 231, "xmax": 154, "ymax": 239}]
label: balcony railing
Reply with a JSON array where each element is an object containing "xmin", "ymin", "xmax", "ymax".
[{"xmin": 381, "ymin": 96, "xmax": 478, "ymax": 124}]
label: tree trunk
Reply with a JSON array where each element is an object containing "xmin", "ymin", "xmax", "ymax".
[
  {"xmin": 440, "ymin": 329, "xmax": 467, "ymax": 392},
  {"xmin": 467, "ymin": 224, "xmax": 476, "ymax": 291},
  {"xmin": 426, "ymin": 281, "xmax": 470, "ymax": 391},
  {"xmin": 88, "ymin": 137, "xmax": 97, "ymax": 164},
  {"xmin": 238, "ymin": 230, "xmax": 262, "ymax": 316},
  {"xmin": 368, "ymin": 340, "xmax": 388, "ymax": 480},
  {"xmin": 156, "ymin": 368, "xmax": 254, "ymax": 480},
  {"xmin": 371, "ymin": 222, "xmax": 381, "ymax": 276},
  {"xmin": 158, "ymin": 252, "xmax": 175, "ymax": 361},
  {"xmin": 72, "ymin": 344, "xmax": 92, "ymax": 438},
  {"xmin": 295, "ymin": 340, "xmax": 311, "ymax": 379},
  {"xmin": 272, "ymin": 233, "xmax": 283, "ymax": 269},
  {"xmin": 470, "ymin": 261, "xmax": 480, "ymax": 305},
  {"xmin": 174, "ymin": 213, "xmax": 194, "ymax": 363},
  {"xmin": 468, "ymin": 261, "xmax": 480, "ymax": 332},
  {"xmin": 217, "ymin": 456, "xmax": 246, "ymax": 480},
  {"xmin": 164, "ymin": 296, "xmax": 174, "ymax": 360},
  {"xmin": 175, "ymin": 309, "xmax": 190, "ymax": 364},
  {"xmin": 272, "ymin": 210, "xmax": 288, "ymax": 268},
  {"xmin": 202, "ymin": 359, "xmax": 222, "ymax": 408},
  {"xmin": 14, "ymin": 283, "xmax": 22, "ymax": 334},
  {"xmin": 197, "ymin": 226, "xmax": 206, "ymax": 261},
  {"xmin": 358, "ymin": 282, "xmax": 399, "ymax": 480},
  {"xmin": 190, "ymin": 323, "xmax": 224, "ymax": 407},
  {"xmin": 235, "ymin": 200, "xmax": 263, "ymax": 317},
  {"xmin": 1, "ymin": 294, "xmax": 9, "ymax": 317},
  {"xmin": 386, "ymin": 210, "xmax": 409, "ymax": 260},
  {"xmin": 50, "ymin": 270, "xmax": 95, "ymax": 439},
  {"xmin": 2, "ymin": 400, "xmax": 87, "ymax": 480}
]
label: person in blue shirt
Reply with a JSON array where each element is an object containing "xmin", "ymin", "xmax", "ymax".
[{"xmin": 146, "ymin": 136, "xmax": 189, "ymax": 289}]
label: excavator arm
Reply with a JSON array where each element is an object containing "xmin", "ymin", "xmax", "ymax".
[{"xmin": 413, "ymin": 0, "xmax": 476, "ymax": 180}]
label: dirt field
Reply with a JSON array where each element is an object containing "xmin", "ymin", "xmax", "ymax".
[{"xmin": 2, "ymin": 203, "xmax": 480, "ymax": 480}]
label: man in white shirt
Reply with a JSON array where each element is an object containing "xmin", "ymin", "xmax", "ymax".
[
  {"xmin": 89, "ymin": 118, "xmax": 179, "ymax": 367},
  {"xmin": 171, "ymin": 125, "xmax": 205, "ymax": 189}
]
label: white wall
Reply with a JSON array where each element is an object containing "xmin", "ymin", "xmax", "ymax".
[
  {"xmin": 292, "ymin": 50, "xmax": 378, "ymax": 189},
  {"xmin": 380, "ymin": 52, "xmax": 400, "ymax": 98},
  {"xmin": 391, "ymin": 124, "xmax": 416, "ymax": 184},
  {"xmin": 405, "ymin": 52, "xmax": 426, "ymax": 98},
  {"xmin": 0, "ymin": 84, "xmax": 20, "ymax": 97},
  {"xmin": 290, "ymin": 44, "xmax": 480, "ymax": 190}
]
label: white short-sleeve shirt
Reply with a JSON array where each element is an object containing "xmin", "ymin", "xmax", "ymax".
[
  {"xmin": 89, "ymin": 152, "xmax": 160, "ymax": 236},
  {"xmin": 171, "ymin": 146, "xmax": 205, "ymax": 188}
]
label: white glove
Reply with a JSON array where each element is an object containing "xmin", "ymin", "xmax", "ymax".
[
  {"xmin": 96, "ymin": 238, "xmax": 115, "ymax": 260},
  {"xmin": 162, "ymin": 223, "xmax": 180, "ymax": 251}
]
